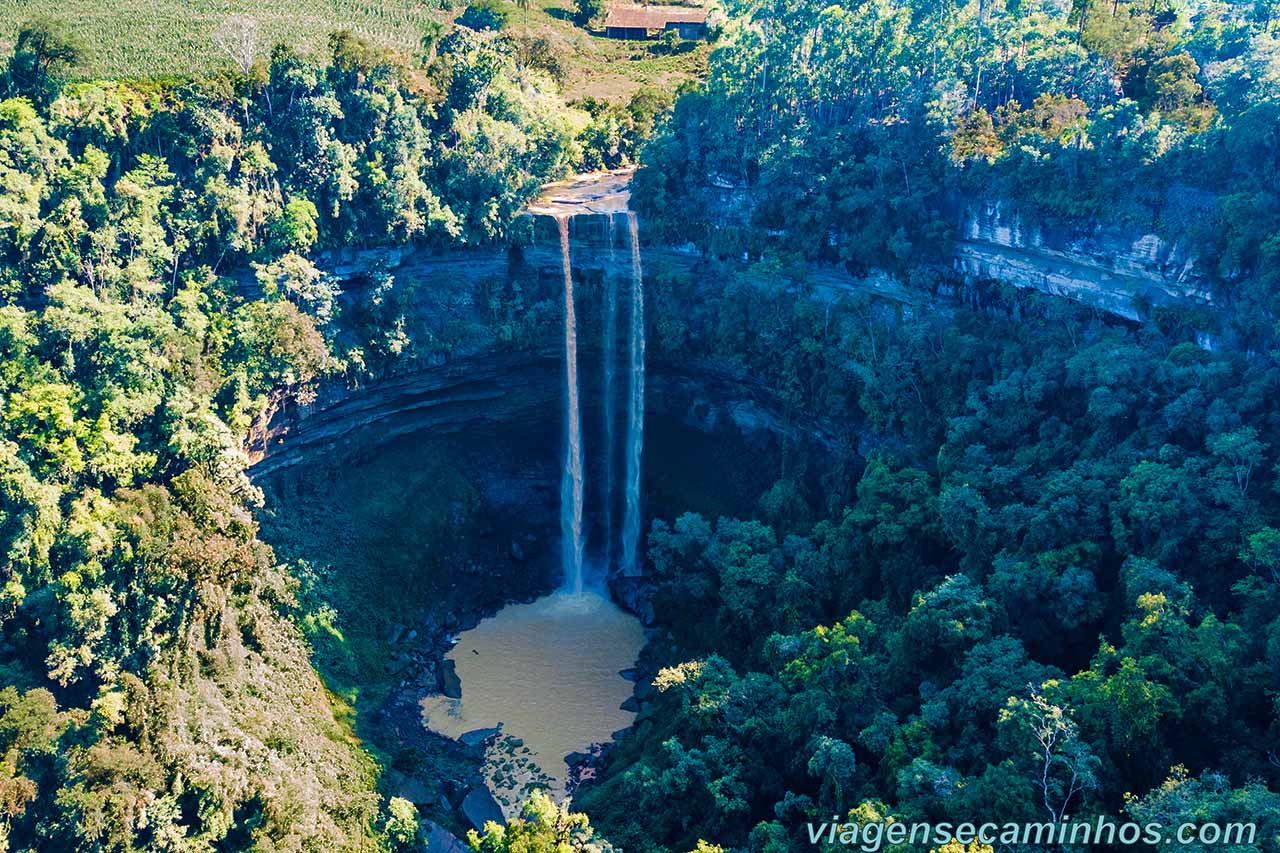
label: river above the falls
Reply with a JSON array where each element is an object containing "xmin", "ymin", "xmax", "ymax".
[{"xmin": 419, "ymin": 590, "xmax": 645, "ymax": 812}]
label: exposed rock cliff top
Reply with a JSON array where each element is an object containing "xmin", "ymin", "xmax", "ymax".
[{"xmin": 954, "ymin": 199, "xmax": 1213, "ymax": 321}]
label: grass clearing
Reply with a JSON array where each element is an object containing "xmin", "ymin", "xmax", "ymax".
[
  {"xmin": 0, "ymin": 0, "xmax": 439, "ymax": 79},
  {"xmin": 521, "ymin": 0, "xmax": 711, "ymax": 101},
  {"xmin": 0, "ymin": 0, "xmax": 710, "ymax": 101}
]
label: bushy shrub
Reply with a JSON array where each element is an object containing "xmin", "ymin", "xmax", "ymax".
[
  {"xmin": 457, "ymin": 0, "xmax": 510, "ymax": 31},
  {"xmin": 575, "ymin": 0, "xmax": 605, "ymax": 26}
]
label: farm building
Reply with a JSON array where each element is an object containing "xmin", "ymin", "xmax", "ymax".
[{"xmin": 603, "ymin": 5, "xmax": 708, "ymax": 39}]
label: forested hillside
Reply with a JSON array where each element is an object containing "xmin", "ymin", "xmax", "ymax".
[
  {"xmin": 575, "ymin": 261, "xmax": 1280, "ymax": 853},
  {"xmin": 570, "ymin": 0, "xmax": 1280, "ymax": 849},
  {"xmin": 0, "ymin": 23, "xmax": 581, "ymax": 850},
  {"xmin": 635, "ymin": 0, "xmax": 1280, "ymax": 313}
]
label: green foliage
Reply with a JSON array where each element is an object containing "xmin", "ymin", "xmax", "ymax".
[
  {"xmin": 634, "ymin": 0, "xmax": 1280, "ymax": 292},
  {"xmin": 575, "ymin": 0, "xmax": 606, "ymax": 27},
  {"xmin": 0, "ymin": 0, "xmax": 1276, "ymax": 849},
  {"xmin": 576, "ymin": 88, "xmax": 673, "ymax": 170},
  {"xmin": 1126, "ymin": 767, "xmax": 1280, "ymax": 850},
  {"xmin": 468, "ymin": 792, "xmax": 616, "ymax": 853},
  {"xmin": 458, "ymin": 0, "xmax": 512, "ymax": 32},
  {"xmin": 578, "ymin": 268, "xmax": 1280, "ymax": 853},
  {"xmin": 384, "ymin": 796, "xmax": 423, "ymax": 850},
  {"xmin": 0, "ymin": 20, "xmax": 578, "ymax": 849},
  {"xmin": 272, "ymin": 197, "xmax": 320, "ymax": 253},
  {"xmin": 3, "ymin": 20, "xmax": 84, "ymax": 106}
]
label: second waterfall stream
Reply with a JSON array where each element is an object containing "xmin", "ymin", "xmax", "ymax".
[{"xmin": 621, "ymin": 212, "xmax": 645, "ymax": 579}]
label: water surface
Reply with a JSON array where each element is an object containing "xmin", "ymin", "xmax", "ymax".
[{"xmin": 420, "ymin": 591, "xmax": 645, "ymax": 810}]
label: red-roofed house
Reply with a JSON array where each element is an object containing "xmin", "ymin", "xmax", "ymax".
[{"xmin": 603, "ymin": 5, "xmax": 708, "ymax": 39}]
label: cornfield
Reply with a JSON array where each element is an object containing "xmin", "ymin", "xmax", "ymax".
[{"xmin": 0, "ymin": 0, "xmax": 448, "ymax": 78}]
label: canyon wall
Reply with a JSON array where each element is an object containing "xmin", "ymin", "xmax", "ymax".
[
  {"xmin": 702, "ymin": 183, "xmax": 1215, "ymax": 321},
  {"xmin": 249, "ymin": 234, "xmax": 846, "ymax": 476},
  {"xmin": 953, "ymin": 199, "xmax": 1213, "ymax": 321},
  {"xmin": 248, "ymin": 350, "xmax": 561, "ymax": 475},
  {"xmin": 251, "ymin": 198, "xmax": 1215, "ymax": 473}
]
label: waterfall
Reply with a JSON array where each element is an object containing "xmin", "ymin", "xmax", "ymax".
[
  {"xmin": 539, "ymin": 188, "xmax": 642, "ymax": 592},
  {"xmin": 621, "ymin": 212, "xmax": 646, "ymax": 578},
  {"xmin": 556, "ymin": 216, "xmax": 585, "ymax": 593},
  {"xmin": 601, "ymin": 215, "xmax": 618, "ymax": 571}
]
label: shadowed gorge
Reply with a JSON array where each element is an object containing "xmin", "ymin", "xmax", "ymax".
[
  {"xmin": 248, "ymin": 261, "xmax": 812, "ymax": 836},
  {"xmin": 246, "ymin": 177, "xmax": 828, "ymax": 837}
]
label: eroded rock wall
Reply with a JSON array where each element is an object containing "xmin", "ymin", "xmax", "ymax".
[{"xmin": 953, "ymin": 199, "xmax": 1212, "ymax": 320}]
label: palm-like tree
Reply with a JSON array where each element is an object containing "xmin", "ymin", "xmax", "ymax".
[{"xmin": 515, "ymin": 0, "xmax": 530, "ymax": 70}]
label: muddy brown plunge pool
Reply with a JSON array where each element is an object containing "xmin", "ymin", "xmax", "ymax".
[{"xmin": 420, "ymin": 590, "xmax": 644, "ymax": 814}]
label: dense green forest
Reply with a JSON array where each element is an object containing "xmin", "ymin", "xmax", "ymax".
[
  {"xmin": 636, "ymin": 0, "xmax": 1280, "ymax": 309},
  {"xmin": 576, "ymin": 264, "xmax": 1280, "ymax": 852},
  {"xmin": 1, "ymin": 0, "xmax": 1279, "ymax": 849},
  {"xmin": 582, "ymin": 0, "xmax": 1280, "ymax": 848},
  {"xmin": 0, "ymin": 20, "xmax": 594, "ymax": 850}
]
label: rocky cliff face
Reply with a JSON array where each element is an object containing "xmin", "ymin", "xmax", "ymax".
[
  {"xmin": 249, "ymin": 348, "xmax": 840, "ymax": 479},
  {"xmin": 248, "ymin": 350, "xmax": 561, "ymax": 476},
  {"xmin": 249, "ymin": 230, "xmax": 849, "ymax": 478},
  {"xmin": 252, "ymin": 195, "xmax": 1210, "ymax": 478},
  {"xmin": 953, "ymin": 200, "xmax": 1213, "ymax": 321},
  {"xmin": 647, "ymin": 361, "xmax": 841, "ymax": 451},
  {"xmin": 663, "ymin": 184, "xmax": 1213, "ymax": 321}
]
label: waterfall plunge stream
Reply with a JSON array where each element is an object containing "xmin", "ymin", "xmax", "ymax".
[
  {"xmin": 555, "ymin": 216, "xmax": 586, "ymax": 593},
  {"xmin": 601, "ymin": 216, "xmax": 617, "ymax": 573}
]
